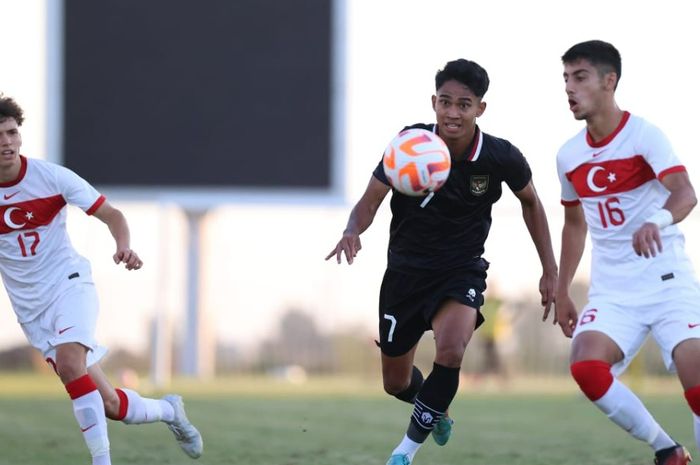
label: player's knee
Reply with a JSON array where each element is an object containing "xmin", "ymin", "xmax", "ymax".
[
  {"xmin": 55, "ymin": 344, "xmax": 88, "ymax": 384},
  {"xmin": 55, "ymin": 359, "xmax": 86, "ymax": 384},
  {"xmin": 383, "ymin": 376, "xmax": 409, "ymax": 396},
  {"xmin": 434, "ymin": 345, "xmax": 466, "ymax": 368},
  {"xmin": 570, "ymin": 360, "xmax": 613, "ymax": 401},
  {"xmin": 684, "ymin": 385, "xmax": 700, "ymax": 415}
]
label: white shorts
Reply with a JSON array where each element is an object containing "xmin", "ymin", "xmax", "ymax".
[
  {"xmin": 573, "ymin": 286, "xmax": 700, "ymax": 375},
  {"xmin": 20, "ymin": 282, "xmax": 108, "ymax": 369}
]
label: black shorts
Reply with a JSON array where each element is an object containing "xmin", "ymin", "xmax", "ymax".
[{"xmin": 378, "ymin": 258, "xmax": 489, "ymax": 357}]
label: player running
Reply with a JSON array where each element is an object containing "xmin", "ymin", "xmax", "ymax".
[
  {"xmin": 554, "ymin": 40, "xmax": 700, "ymax": 465},
  {"xmin": 0, "ymin": 94, "xmax": 203, "ymax": 464},
  {"xmin": 327, "ymin": 58, "xmax": 557, "ymax": 465}
]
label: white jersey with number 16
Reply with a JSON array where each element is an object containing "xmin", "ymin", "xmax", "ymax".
[{"xmin": 557, "ymin": 111, "xmax": 698, "ymax": 301}]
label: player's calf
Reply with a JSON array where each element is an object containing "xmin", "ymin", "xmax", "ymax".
[{"xmin": 391, "ymin": 366, "xmax": 424, "ymax": 403}]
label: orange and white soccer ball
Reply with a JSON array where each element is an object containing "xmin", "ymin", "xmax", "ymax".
[{"xmin": 382, "ymin": 128, "xmax": 451, "ymax": 196}]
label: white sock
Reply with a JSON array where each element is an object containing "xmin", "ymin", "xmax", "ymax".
[
  {"xmin": 694, "ymin": 414, "xmax": 700, "ymax": 453},
  {"xmin": 92, "ymin": 455, "xmax": 111, "ymax": 465},
  {"xmin": 391, "ymin": 434, "xmax": 422, "ymax": 461},
  {"xmin": 594, "ymin": 379, "xmax": 675, "ymax": 451},
  {"xmin": 72, "ymin": 389, "xmax": 111, "ymax": 464},
  {"xmin": 119, "ymin": 388, "xmax": 175, "ymax": 424}
]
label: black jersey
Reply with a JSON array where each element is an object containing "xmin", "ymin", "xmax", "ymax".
[{"xmin": 373, "ymin": 123, "xmax": 532, "ymax": 273}]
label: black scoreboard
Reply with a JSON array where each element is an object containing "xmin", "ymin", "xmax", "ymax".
[{"xmin": 62, "ymin": 0, "xmax": 339, "ymax": 196}]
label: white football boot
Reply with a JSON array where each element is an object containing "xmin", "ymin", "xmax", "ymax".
[{"xmin": 163, "ymin": 394, "xmax": 203, "ymax": 459}]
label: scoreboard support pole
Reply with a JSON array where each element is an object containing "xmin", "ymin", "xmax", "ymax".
[{"xmin": 180, "ymin": 207, "xmax": 215, "ymax": 378}]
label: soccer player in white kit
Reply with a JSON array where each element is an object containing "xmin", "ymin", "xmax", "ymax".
[
  {"xmin": 554, "ymin": 41, "xmax": 700, "ymax": 465},
  {"xmin": 0, "ymin": 95, "xmax": 203, "ymax": 464}
]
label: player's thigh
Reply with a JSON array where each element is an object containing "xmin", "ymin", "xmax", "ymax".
[
  {"xmin": 673, "ymin": 338, "xmax": 700, "ymax": 390},
  {"xmin": 571, "ymin": 331, "xmax": 624, "ymax": 364},
  {"xmin": 431, "ymin": 299, "xmax": 478, "ymax": 353}
]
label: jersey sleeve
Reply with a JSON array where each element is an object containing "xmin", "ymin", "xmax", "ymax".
[
  {"xmin": 372, "ymin": 158, "xmax": 390, "ymax": 186},
  {"xmin": 501, "ymin": 144, "xmax": 532, "ymax": 192},
  {"xmin": 54, "ymin": 165, "xmax": 105, "ymax": 214},
  {"xmin": 640, "ymin": 122, "xmax": 685, "ymax": 180},
  {"xmin": 556, "ymin": 147, "xmax": 580, "ymax": 206}
]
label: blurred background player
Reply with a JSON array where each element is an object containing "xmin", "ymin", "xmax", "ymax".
[
  {"xmin": 554, "ymin": 40, "xmax": 700, "ymax": 465},
  {"xmin": 327, "ymin": 58, "xmax": 558, "ymax": 465},
  {"xmin": 472, "ymin": 295, "xmax": 511, "ymax": 387},
  {"xmin": 0, "ymin": 94, "xmax": 203, "ymax": 464}
]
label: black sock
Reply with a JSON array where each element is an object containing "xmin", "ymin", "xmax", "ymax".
[
  {"xmin": 394, "ymin": 366, "xmax": 424, "ymax": 404},
  {"xmin": 406, "ymin": 362, "xmax": 460, "ymax": 443}
]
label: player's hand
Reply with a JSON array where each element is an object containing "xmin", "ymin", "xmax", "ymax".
[
  {"xmin": 632, "ymin": 223, "xmax": 663, "ymax": 258},
  {"xmin": 325, "ymin": 232, "xmax": 362, "ymax": 264},
  {"xmin": 539, "ymin": 270, "xmax": 557, "ymax": 323},
  {"xmin": 554, "ymin": 295, "xmax": 578, "ymax": 338},
  {"xmin": 113, "ymin": 247, "xmax": 143, "ymax": 270}
]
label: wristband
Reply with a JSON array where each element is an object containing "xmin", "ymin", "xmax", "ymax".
[{"xmin": 645, "ymin": 208, "xmax": 673, "ymax": 229}]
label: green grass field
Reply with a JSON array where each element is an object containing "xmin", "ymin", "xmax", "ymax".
[{"xmin": 0, "ymin": 374, "xmax": 695, "ymax": 465}]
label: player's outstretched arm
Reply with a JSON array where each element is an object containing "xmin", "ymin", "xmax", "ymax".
[
  {"xmin": 326, "ymin": 176, "xmax": 390, "ymax": 265},
  {"xmin": 92, "ymin": 201, "xmax": 143, "ymax": 270},
  {"xmin": 556, "ymin": 204, "xmax": 587, "ymax": 337},
  {"xmin": 632, "ymin": 171, "xmax": 697, "ymax": 258},
  {"xmin": 513, "ymin": 181, "xmax": 558, "ymax": 321}
]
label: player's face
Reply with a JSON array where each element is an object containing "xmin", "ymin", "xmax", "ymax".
[
  {"xmin": 0, "ymin": 118, "xmax": 22, "ymax": 169},
  {"xmin": 563, "ymin": 59, "xmax": 610, "ymax": 121},
  {"xmin": 432, "ymin": 79, "xmax": 485, "ymax": 142}
]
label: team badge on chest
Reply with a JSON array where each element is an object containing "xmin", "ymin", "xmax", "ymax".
[{"xmin": 469, "ymin": 175, "xmax": 489, "ymax": 196}]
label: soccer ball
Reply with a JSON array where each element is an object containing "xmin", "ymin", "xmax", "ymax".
[{"xmin": 382, "ymin": 128, "xmax": 451, "ymax": 196}]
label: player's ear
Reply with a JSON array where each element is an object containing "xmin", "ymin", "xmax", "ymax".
[
  {"xmin": 603, "ymin": 71, "xmax": 618, "ymax": 91},
  {"xmin": 431, "ymin": 94, "xmax": 437, "ymax": 110},
  {"xmin": 476, "ymin": 100, "xmax": 487, "ymax": 117}
]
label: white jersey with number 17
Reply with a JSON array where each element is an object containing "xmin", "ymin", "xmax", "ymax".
[
  {"xmin": 557, "ymin": 111, "xmax": 698, "ymax": 302},
  {"xmin": 0, "ymin": 156, "xmax": 105, "ymax": 323}
]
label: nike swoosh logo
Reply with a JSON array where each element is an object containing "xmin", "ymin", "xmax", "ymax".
[
  {"xmin": 80, "ymin": 423, "xmax": 97, "ymax": 433},
  {"xmin": 58, "ymin": 326, "xmax": 75, "ymax": 335},
  {"xmin": 592, "ymin": 150, "xmax": 605, "ymax": 158},
  {"xmin": 689, "ymin": 323, "xmax": 700, "ymax": 329},
  {"xmin": 3, "ymin": 191, "xmax": 20, "ymax": 200}
]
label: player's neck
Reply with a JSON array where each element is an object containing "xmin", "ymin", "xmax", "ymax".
[
  {"xmin": 0, "ymin": 158, "xmax": 22, "ymax": 183},
  {"xmin": 445, "ymin": 126, "xmax": 476, "ymax": 161},
  {"xmin": 586, "ymin": 105, "xmax": 625, "ymax": 144}
]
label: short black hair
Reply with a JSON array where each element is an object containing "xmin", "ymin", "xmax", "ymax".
[
  {"xmin": 435, "ymin": 59, "xmax": 490, "ymax": 98},
  {"xmin": 562, "ymin": 40, "xmax": 622, "ymax": 87},
  {"xmin": 0, "ymin": 94, "xmax": 25, "ymax": 126}
]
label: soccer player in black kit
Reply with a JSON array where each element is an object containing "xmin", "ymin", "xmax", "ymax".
[{"xmin": 326, "ymin": 58, "xmax": 558, "ymax": 465}]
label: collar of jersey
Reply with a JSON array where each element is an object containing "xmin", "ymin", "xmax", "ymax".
[{"xmin": 434, "ymin": 125, "xmax": 484, "ymax": 162}]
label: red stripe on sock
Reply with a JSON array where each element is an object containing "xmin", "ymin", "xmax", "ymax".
[
  {"xmin": 114, "ymin": 388, "xmax": 129, "ymax": 421},
  {"xmin": 570, "ymin": 360, "xmax": 613, "ymax": 401},
  {"xmin": 65, "ymin": 374, "xmax": 98, "ymax": 400},
  {"xmin": 685, "ymin": 385, "xmax": 700, "ymax": 415}
]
